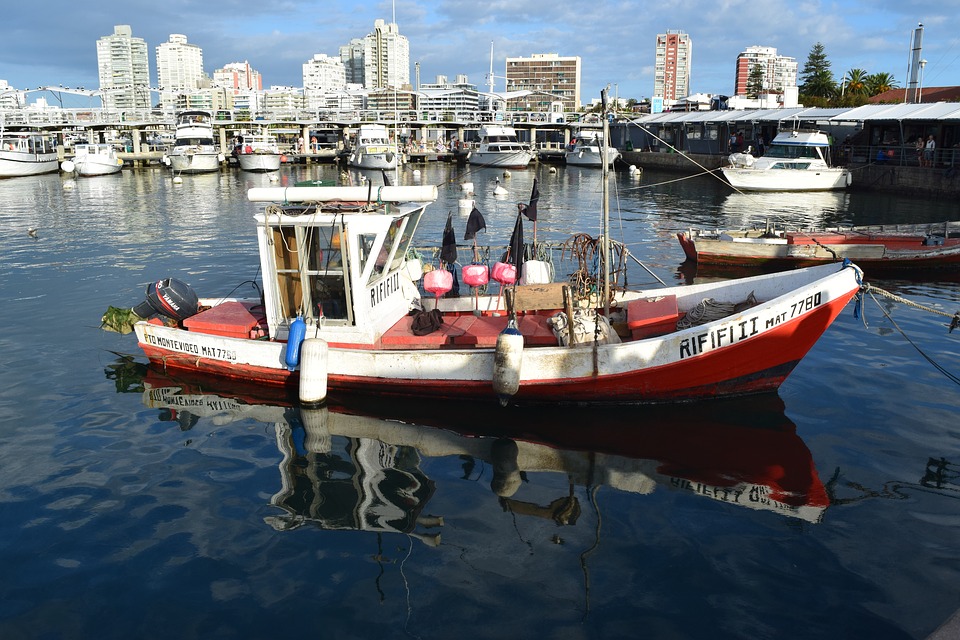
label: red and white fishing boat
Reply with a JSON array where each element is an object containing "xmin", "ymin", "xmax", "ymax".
[
  {"xmin": 678, "ymin": 220, "xmax": 960, "ymax": 274},
  {"xmin": 110, "ymin": 178, "xmax": 863, "ymax": 406}
]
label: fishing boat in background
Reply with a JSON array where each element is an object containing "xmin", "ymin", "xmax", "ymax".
[
  {"xmin": 721, "ymin": 129, "xmax": 852, "ymax": 192},
  {"xmin": 104, "ymin": 178, "xmax": 863, "ymax": 406},
  {"xmin": 565, "ymin": 128, "xmax": 620, "ymax": 167},
  {"xmin": 678, "ymin": 220, "xmax": 960, "ymax": 274},
  {"xmin": 62, "ymin": 143, "xmax": 123, "ymax": 176},
  {"xmin": 347, "ymin": 124, "xmax": 399, "ymax": 170},
  {"xmin": 162, "ymin": 110, "xmax": 224, "ymax": 174},
  {"xmin": 128, "ymin": 365, "xmax": 830, "ymax": 526},
  {"xmin": 468, "ymin": 124, "xmax": 533, "ymax": 168},
  {"xmin": 233, "ymin": 131, "xmax": 281, "ymax": 172},
  {"xmin": 0, "ymin": 128, "xmax": 58, "ymax": 178}
]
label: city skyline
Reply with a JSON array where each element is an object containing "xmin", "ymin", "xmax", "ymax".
[{"xmin": 3, "ymin": 1, "xmax": 959, "ymax": 106}]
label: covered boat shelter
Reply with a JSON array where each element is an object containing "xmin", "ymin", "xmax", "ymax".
[{"xmin": 612, "ymin": 103, "xmax": 960, "ymax": 169}]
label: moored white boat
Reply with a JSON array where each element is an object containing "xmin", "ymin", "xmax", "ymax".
[
  {"xmin": 721, "ymin": 130, "xmax": 851, "ymax": 192},
  {"xmin": 64, "ymin": 143, "xmax": 123, "ymax": 176},
  {"xmin": 163, "ymin": 111, "xmax": 224, "ymax": 174},
  {"xmin": 0, "ymin": 129, "xmax": 59, "ymax": 178},
  {"xmin": 234, "ymin": 132, "xmax": 281, "ymax": 172},
  {"xmin": 347, "ymin": 124, "xmax": 398, "ymax": 170},
  {"xmin": 565, "ymin": 129, "xmax": 620, "ymax": 167},
  {"xmin": 107, "ymin": 180, "xmax": 863, "ymax": 406},
  {"xmin": 468, "ymin": 124, "xmax": 533, "ymax": 168}
]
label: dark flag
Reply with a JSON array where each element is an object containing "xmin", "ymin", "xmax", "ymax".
[
  {"xmin": 440, "ymin": 213, "xmax": 457, "ymax": 265},
  {"xmin": 464, "ymin": 205, "xmax": 486, "ymax": 240},
  {"xmin": 519, "ymin": 178, "xmax": 539, "ymax": 221},
  {"xmin": 507, "ymin": 211, "xmax": 525, "ymax": 268}
]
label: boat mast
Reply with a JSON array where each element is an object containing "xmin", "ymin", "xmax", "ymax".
[
  {"xmin": 601, "ymin": 86, "xmax": 611, "ymax": 316},
  {"xmin": 488, "ymin": 41, "xmax": 495, "ymax": 94}
]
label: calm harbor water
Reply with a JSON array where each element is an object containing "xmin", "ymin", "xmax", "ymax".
[{"xmin": 1, "ymin": 161, "xmax": 959, "ymax": 639}]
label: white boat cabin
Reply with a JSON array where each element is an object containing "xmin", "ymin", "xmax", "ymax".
[{"xmin": 249, "ymin": 186, "xmax": 436, "ymax": 344}]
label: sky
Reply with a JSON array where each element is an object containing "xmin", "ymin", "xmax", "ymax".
[{"xmin": 3, "ymin": 0, "xmax": 960, "ymax": 107}]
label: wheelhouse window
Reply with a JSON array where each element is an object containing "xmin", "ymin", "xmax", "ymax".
[{"xmin": 269, "ymin": 222, "xmax": 352, "ymax": 325}]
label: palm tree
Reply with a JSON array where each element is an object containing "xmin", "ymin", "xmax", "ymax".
[
  {"xmin": 865, "ymin": 72, "xmax": 899, "ymax": 97},
  {"xmin": 842, "ymin": 68, "xmax": 869, "ymax": 96}
]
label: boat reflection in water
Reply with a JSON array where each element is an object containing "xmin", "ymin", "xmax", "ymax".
[
  {"xmin": 115, "ymin": 360, "xmax": 833, "ymax": 538},
  {"xmin": 717, "ymin": 190, "xmax": 852, "ymax": 230}
]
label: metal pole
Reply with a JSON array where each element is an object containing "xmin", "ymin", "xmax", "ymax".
[{"xmin": 601, "ymin": 86, "xmax": 610, "ymax": 317}]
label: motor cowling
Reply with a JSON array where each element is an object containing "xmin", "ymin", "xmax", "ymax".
[{"xmin": 133, "ymin": 277, "xmax": 199, "ymax": 321}]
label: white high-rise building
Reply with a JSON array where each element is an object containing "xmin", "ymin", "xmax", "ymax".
[
  {"xmin": 303, "ymin": 54, "xmax": 347, "ymax": 92},
  {"xmin": 96, "ymin": 25, "xmax": 151, "ymax": 111},
  {"xmin": 156, "ymin": 34, "xmax": 206, "ymax": 107},
  {"xmin": 734, "ymin": 46, "xmax": 797, "ymax": 97},
  {"xmin": 654, "ymin": 30, "xmax": 692, "ymax": 101},
  {"xmin": 303, "ymin": 53, "xmax": 348, "ymax": 112},
  {"xmin": 339, "ymin": 19, "xmax": 410, "ymax": 90}
]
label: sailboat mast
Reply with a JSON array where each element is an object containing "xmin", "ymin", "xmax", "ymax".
[
  {"xmin": 488, "ymin": 41, "xmax": 495, "ymax": 94},
  {"xmin": 601, "ymin": 87, "xmax": 611, "ymax": 317}
]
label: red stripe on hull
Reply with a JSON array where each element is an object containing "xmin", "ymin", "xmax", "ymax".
[{"xmin": 140, "ymin": 289, "xmax": 856, "ymax": 405}]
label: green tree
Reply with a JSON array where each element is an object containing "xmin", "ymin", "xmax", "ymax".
[
  {"xmin": 746, "ymin": 63, "xmax": 766, "ymax": 98},
  {"xmin": 865, "ymin": 72, "xmax": 898, "ymax": 96},
  {"xmin": 799, "ymin": 42, "xmax": 836, "ymax": 100},
  {"xmin": 842, "ymin": 68, "xmax": 869, "ymax": 96}
]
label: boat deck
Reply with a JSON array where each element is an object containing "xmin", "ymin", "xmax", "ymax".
[{"xmin": 175, "ymin": 295, "xmax": 687, "ymax": 350}]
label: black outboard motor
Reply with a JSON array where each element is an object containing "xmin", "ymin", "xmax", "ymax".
[{"xmin": 133, "ymin": 277, "xmax": 200, "ymax": 321}]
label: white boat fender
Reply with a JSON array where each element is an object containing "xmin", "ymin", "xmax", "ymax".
[
  {"xmin": 60, "ymin": 160, "xmax": 75, "ymax": 173},
  {"xmin": 492, "ymin": 321, "xmax": 524, "ymax": 405},
  {"xmin": 285, "ymin": 316, "xmax": 307, "ymax": 369},
  {"xmin": 299, "ymin": 337, "xmax": 328, "ymax": 407},
  {"xmin": 300, "ymin": 405, "xmax": 331, "ymax": 454}
]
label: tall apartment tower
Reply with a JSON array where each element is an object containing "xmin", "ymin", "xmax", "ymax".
[
  {"xmin": 504, "ymin": 53, "xmax": 581, "ymax": 111},
  {"xmin": 734, "ymin": 46, "xmax": 797, "ymax": 96},
  {"xmin": 654, "ymin": 30, "xmax": 692, "ymax": 101},
  {"xmin": 156, "ymin": 34, "xmax": 206, "ymax": 107},
  {"xmin": 302, "ymin": 54, "xmax": 347, "ymax": 92},
  {"xmin": 338, "ymin": 19, "xmax": 410, "ymax": 89},
  {"xmin": 213, "ymin": 61, "xmax": 263, "ymax": 93},
  {"xmin": 96, "ymin": 25, "xmax": 151, "ymax": 111}
]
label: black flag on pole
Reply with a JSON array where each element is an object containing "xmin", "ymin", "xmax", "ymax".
[
  {"xmin": 464, "ymin": 205, "xmax": 486, "ymax": 240},
  {"xmin": 519, "ymin": 178, "xmax": 539, "ymax": 222},
  {"xmin": 507, "ymin": 211, "xmax": 525, "ymax": 268},
  {"xmin": 440, "ymin": 213, "xmax": 457, "ymax": 265}
]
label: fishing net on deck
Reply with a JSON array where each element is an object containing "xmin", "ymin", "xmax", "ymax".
[{"xmin": 676, "ymin": 292, "xmax": 759, "ymax": 330}]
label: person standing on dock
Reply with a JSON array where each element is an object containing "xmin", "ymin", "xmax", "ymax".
[{"xmin": 925, "ymin": 135, "xmax": 936, "ymax": 168}]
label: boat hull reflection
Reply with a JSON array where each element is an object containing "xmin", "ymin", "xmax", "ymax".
[{"xmin": 128, "ymin": 363, "xmax": 830, "ymax": 534}]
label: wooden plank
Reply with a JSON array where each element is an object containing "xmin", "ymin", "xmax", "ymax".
[{"xmin": 512, "ymin": 282, "xmax": 568, "ymax": 312}]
